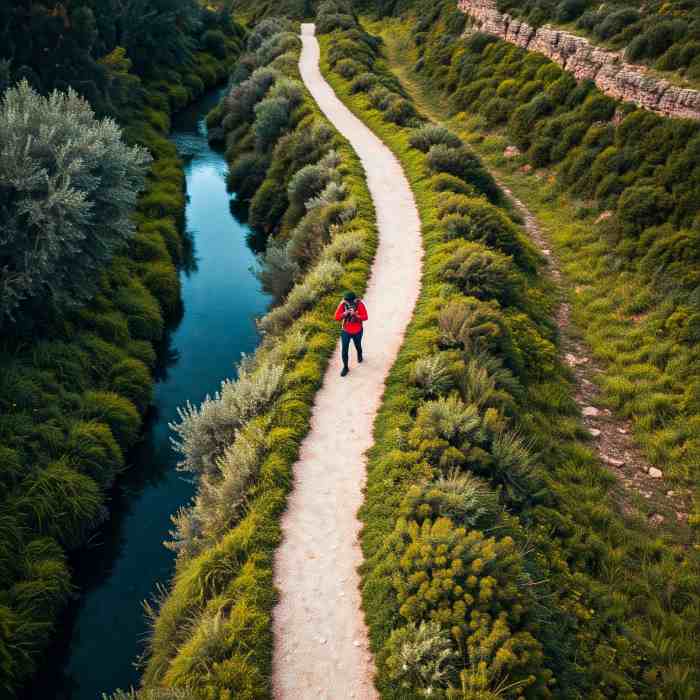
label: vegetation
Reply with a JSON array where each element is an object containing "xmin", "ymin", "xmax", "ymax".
[
  {"xmin": 403, "ymin": 0, "xmax": 700, "ymax": 529},
  {"xmin": 126, "ymin": 17, "xmax": 378, "ymax": 699},
  {"xmin": 318, "ymin": 4, "xmax": 700, "ymax": 698},
  {"xmin": 0, "ymin": 82, "xmax": 151, "ymax": 321},
  {"xmin": 496, "ymin": 0, "xmax": 700, "ymax": 81},
  {"xmin": 0, "ymin": 5, "xmax": 246, "ymax": 695}
]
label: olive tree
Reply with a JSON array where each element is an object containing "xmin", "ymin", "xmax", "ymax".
[{"xmin": 0, "ymin": 81, "xmax": 151, "ymax": 322}]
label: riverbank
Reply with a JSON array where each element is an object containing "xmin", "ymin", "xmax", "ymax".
[
  {"xmin": 137, "ymin": 20, "xmax": 379, "ymax": 698},
  {"xmin": 20, "ymin": 85, "xmax": 270, "ymax": 700},
  {"xmin": 0, "ymin": 28, "xmax": 246, "ymax": 696}
]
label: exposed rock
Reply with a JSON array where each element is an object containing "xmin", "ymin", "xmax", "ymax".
[
  {"xmin": 589, "ymin": 428, "xmax": 601, "ymax": 437},
  {"xmin": 649, "ymin": 513, "xmax": 665, "ymax": 525},
  {"xmin": 503, "ymin": 145, "xmax": 521, "ymax": 158},
  {"xmin": 457, "ymin": 0, "xmax": 700, "ymax": 122},
  {"xmin": 648, "ymin": 467, "xmax": 663, "ymax": 479},
  {"xmin": 617, "ymin": 427, "xmax": 628, "ymax": 434},
  {"xmin": 583, "ymin": 406, "xmax": 600, "ymax": 417},
  {"xmin": 595, "ymin": 210, "xmax": 613, "ymax": 224},
  {"xmin": 602, "ymin": 454, "xmax": 625, "ymax": 467},
  {"xmin": 666, "ymin": 490, "xmax": 675, "ymax": 497}
]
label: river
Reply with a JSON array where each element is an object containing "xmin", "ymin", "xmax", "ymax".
[{"xmin": 25, "ymin": 87, "xmax": 271, "ymax": 699}]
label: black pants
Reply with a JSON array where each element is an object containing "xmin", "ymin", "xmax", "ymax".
[{"xmin": 341, "ymin": 329, "xmax": 363, "ymax": 368}]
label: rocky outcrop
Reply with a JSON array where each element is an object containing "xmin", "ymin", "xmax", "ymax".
[{"xmin": 457, "ymin": 0, "xmax": 700, "ymax": 122}]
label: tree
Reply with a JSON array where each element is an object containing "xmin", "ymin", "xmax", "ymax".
[{"xmin": 0, "ymin": 81, "xmax": 151, "ymax": 322}]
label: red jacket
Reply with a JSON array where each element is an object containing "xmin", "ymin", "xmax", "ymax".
[{"xmin": 334, "ymin": 299, "xmax": 368, "ymax": 335}]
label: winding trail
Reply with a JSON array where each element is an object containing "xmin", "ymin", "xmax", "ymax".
[{"xmin": 271, "ymin": 24, "xmax": 423, "ymax": 698}]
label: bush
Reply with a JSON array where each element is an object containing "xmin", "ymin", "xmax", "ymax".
[
  {"xmin": 409, "ymin": 124, "xmax": 462, "ymax": 153},
  {"xmin": 0, "ymin": 82, "xmax": 151, "ymax": 321},
  {"xmin": 82, "ymin": 390, "xmax": 141, "ymax": 449},
  {"xmin": 350, "ymin": 72, "xmax": 377, "ymax": 94},
  {"xmin": 109, "ymin": 358, "xmax": 153, "ymax": 413},
  {"xmin": 67, "ymin": 421, "xmax": 124, "ymax": 489},
  {"xmin": 254, "ymin": 96, "xmax": 292, "ymax": 150},
  {"xmin": 202, "ymin": 30, "xmax": 227, "ymax": 59},
  {"xmin": 141, "ymin": 261, "xmax": 181, "ymax": 318},
  {"xmin": 227, "ymin": 152, "xmax": 270, "ymax": 200},
  {"xmin": 287, "ymin": 163, "xmax": 335, "ymax": 208},
  {"xmin": 114, "ymin": 281, "xmax": 164, "ymax": 341},
  {"xmin": 249, "ymin": 178, "xmax": 289, "ymax": 232},
  {"xmin": 17, "ymin": 459, "xmax": 103, "ymax": 548},
  {"xmin": 336, "ymin": 58, "xmax": 363, "ymax": 80},
  {"xmin": 618, "ymin": 185, "xmax": 674, "ymax": 235},
  {"xmin": 556, "ymin": 0, "xmax": 589, "ymax": 23},
  {"xmin": 441, "ymin": 242, "xmax": 523, "ymax": 306},
  {"xmin": 426, "ymin": 146, "xmax": 500, "ymax": 203},
  {"xmin": 384, "ymin": 97, "xmax": 419, "ymax": 126}
]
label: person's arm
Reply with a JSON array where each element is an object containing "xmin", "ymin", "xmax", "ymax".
[
  {"xmin": 334, "ymin": 301, "xmax": 346, "ymax": 321},
  {"xmin": 357, "ymin": 301, "xmax": 368, "ymax": 321}
]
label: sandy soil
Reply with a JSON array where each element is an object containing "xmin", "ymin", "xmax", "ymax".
[{"xmin": 271, "ymin": 24, "xmax": 423, "ymax": 699}]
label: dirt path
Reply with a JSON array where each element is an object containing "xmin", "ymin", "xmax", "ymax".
[
  {"xmin": 271, "ymin": 24, "xmax": 423, "ymax": 698},
  {"xmin": 497, "ymin": 184, "xmax": 690, "ymax": 529}
]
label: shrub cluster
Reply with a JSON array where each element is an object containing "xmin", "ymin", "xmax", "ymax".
[
  {"xmin": 129, "ymin": 18, "xmax": 378, "ymax": 699},
  {"xmin": 320, "ymin": 11, "xmax": 700, "ymax": 699},
  {"xmin": 0, "ymin": 16, "xmax": 246, "ymax": 697},
  {"xmin": 497, "ymin": 0, "xmax": 700, "ymax": 79},
  {"xmin": 415, "ymin": 1, "xmax": 700, "ymax": 527}
]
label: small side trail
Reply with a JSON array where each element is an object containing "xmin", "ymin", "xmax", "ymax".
[{"xmin": 271, "ymin": 24, "xmax": 423, "ymax": 699}]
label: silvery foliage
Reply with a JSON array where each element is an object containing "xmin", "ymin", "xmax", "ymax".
[
  {"xmin": 305, "ymin": 180, "xmax": 347, "ymax": 211},
  {"xmin": 246, "ymin": 17, "xmax": 296, "ymax": 52},
  {"xmin": 319, "ymin": 148, "xmax": 342, "ymax": 169},
  {"xmin": 385, "ymin": 621, "xmax": 458, "ymax": 696},
  {"xmin": 166, "ymin": 331, "xmax": 306, "ymax": 559},
  {"xmin": 258, "ymin": 257, "xmax": 343, "ymax": 336},
  {"xmin": 169, "ymin": 361, "xmax": 284, "ymax": 475},
  {"xmin": 0, "ymin": 81, "xmax": 150, "ymax": 321},
  {"xmin": 428, "ymin": 469, "xmax": 502, "ymax": 529},
  {"xmin": 256, "ymin": 237, "xmax": 301, "ymax": 301},
  {"xmin": 166, "ymin": 418, "xmax": 268, "ymax": 558},
  {"xmin": 324, "ymin": 229, "xmax": 363, "ymax": 263}
]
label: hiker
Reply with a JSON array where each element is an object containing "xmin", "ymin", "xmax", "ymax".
[{"xmin": 334, "ymin": 291, "xmax": 368, "ymax": 377}]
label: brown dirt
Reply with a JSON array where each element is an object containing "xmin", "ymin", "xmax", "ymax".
[{"xmin": 271, "ymin": 24, "xmax": 423, "ymax": 698}]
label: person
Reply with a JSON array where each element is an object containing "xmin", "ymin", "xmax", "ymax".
[{"xmin": 334, "ymin": 291, "xmax": 368, "ymax": 377}]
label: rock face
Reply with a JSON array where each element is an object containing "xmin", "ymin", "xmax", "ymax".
[{"xmin": 457, "ymin": 0, "xmax": 700, "ymax": 122}]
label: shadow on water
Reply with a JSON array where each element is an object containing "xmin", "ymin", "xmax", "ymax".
[{"xmin": 22, "ymin": 87, "xmax": 271, "ymax": 700}]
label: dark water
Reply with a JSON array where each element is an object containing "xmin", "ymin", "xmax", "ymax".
[{"xmin": 26, "ymin": 88, "xmax": 270, "ymax": 699}]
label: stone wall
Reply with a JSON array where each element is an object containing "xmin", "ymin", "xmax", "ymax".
[{"xmin": 457, "ymin": 0, "xmax": 700, "ymax": 122}]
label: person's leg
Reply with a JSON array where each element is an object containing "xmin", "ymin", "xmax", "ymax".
[
  {"xmin": 341, "ymin": 331, "xmax": 351, "ymax": 375},
  {"xmin": 352, "ymin": 329, "xmax": 363, "ymax": 363}
]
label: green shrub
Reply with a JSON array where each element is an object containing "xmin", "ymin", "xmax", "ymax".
[
  {"xmin": 16, "ymin": 459, "xmax": 103, "ymax": 548},
  {"xmin": 409, "ymin": 124, "xmax": 462, "ymax": 153},
  {"xmin": 109, "ymin": 358, "xmax": 152, "ymax": 413},
  {"xmin": 384, "ymin": 97, "xmax": 419, "ymax": 126},
  {"xmin": 441, "ymin": 241, "xmax": 523, "ymax": 306},
  {"xmin": 82, "ymin": 390, "xmax": 141, "ymax": 449},
  {"xmin": 67, "ymin": 421, "xmax": 124, "ymax": 489},
  {"xmin": 114, "ymin": 281, "xmax": 164, "ymax": 341},
  {"xmin": 141, "ymin": 261, "xmax": 181, "ymax": 318},
  {"xmin": 426, "ymin": 145, "xmax": 500, "ymax": 203},
  {"xmin": 249, "ymin": 178, "xmax": 289, "ymax": 232}
]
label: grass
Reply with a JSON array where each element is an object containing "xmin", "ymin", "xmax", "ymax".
[{"xmin": 366, "ymin": 15, "xmax": 700, "ymax": 534}]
